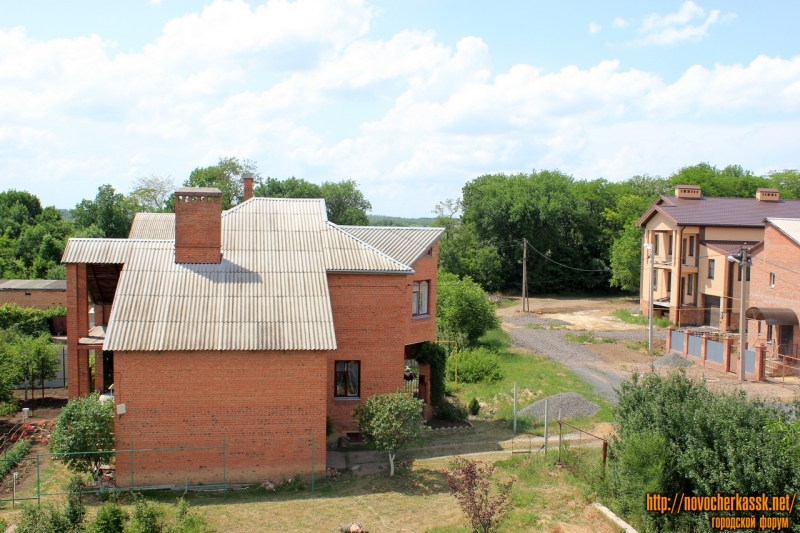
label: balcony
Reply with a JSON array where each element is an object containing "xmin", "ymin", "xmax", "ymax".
[
  {"xmin": 655, "ymin": 255, "xmax": 673, "ymax": 267},
  {"xmin": 681, "ymin": 256, "xmax": 696, "ymax": 268}
]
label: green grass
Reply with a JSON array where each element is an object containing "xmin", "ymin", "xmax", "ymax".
[
  {"xmin": 563, "ymin": 333, "xmax": 617, "ymax": 344},
  {"xmin": 613, "ymin": 308, "xmax": 672, "ymax": 328},
  {"xmin": 0, "ymin": 400, "xmax": 19, "ymax": 416},
  {"xmin": 499, "ymin": 298, "xmax": 517, "ymax": 309},
  {"xmin": 447, "ymin": 329, "xmax": 613, "ymax": 429},
  {"xmin": 527, "ymin": 324, "xmax": 567, "ymax": 330}
]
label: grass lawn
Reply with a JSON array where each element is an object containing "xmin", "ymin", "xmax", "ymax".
[
  {"xmin": 447, "ymin": 329, "xmax": 613, "ymax": 431},
  {"xmin": 613, "ymin": 308, "xmax": 672, "ymax": 328},
  {"xmin": 563, "ymin": 332, "xmax": 616, "ymax": 344}
]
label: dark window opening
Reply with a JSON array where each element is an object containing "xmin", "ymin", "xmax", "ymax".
[
  {"xmin": 335, "ymin": 360, "xmax": 360, "ymax": 398},
  {"xmin": 708, "ymin": 259, "xmax": 715, "ymax": 279},
  {"xmin": 412, "ymin": 280, "xmax": 429, "ymax": 316}
]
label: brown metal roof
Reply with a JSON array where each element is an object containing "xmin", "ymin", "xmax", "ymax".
[
  {"xmin": 638, "ymin": 195, "xmax": 800, "ymax": 228},
  {"xmin": 745, "ymin": 307, "xmax": 799, "ymax": 326},
  {"xmin": 61, "ymin": 198, "xmax": 414, "ymax": 351},
  {"xmin": 0, "ymin": 280, "xmax": 66, "ymax": 291},
  {"xmin": 703, "ymin": 241, "xmax": 762, "ymax": 256}
]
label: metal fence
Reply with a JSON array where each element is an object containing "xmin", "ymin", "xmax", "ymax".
[
  {"xmin": 556, "ymin": 419, "xmax": 607, "ymax": 481},
  {"xmin": 765, "ymin": 354, "xmax": 800, "ymax": 388},
  {"xmin": 688, "ymin": 335, "xmax": 702, "ymax": 357},
  {"xmin": 706, "ymin": 338, "xmax": 724, "ymax": 364},
  {"xmin": 671, "ymin": 330, "xmax": 684, "ymax": 353}
]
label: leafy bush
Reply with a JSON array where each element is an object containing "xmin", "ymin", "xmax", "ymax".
[
  {"xmin": 166, "ymin": 497, "xmax": 212, "ymax": 533},
  {"xmin": 16, "ymin": 503, "xmax": 75, "ymax": 533},
  {"xmin": 607, "ymin": 371, "xmax": 800, "ymax": 531},
  {"xmin": 0, "ymin": 438, "xmax": 31, "ymax": 479},
  {"xmin": 0, "ymin": 303, "xmax": 66, "ymax": 337},
  {"xmin": 434, "ymin": 398, "xmax": 469, "ymax": 422},
  {"xmin": 49, "ymin": 393, "xmax": 115, "ymax": 477},
  {"xmin": 468, "ymin": 398, "xmax": 480, "ymax": 416},
  {"xmin": 127, "ymin": 495, "xmax": 163, "ymax": 533},
  {"xmin": 0, "ymin": 398, "xmax": 19, "ymax": 416},
  {"xmin": 436, "ymin": 271, "xmax": 500, "ymax": 344},
  {"xmin": 442, "ymin": 457, "xmax": 514, "ymax": 533},
  {"xmin": 89, "ymin": 503, "xmax": 127, "ymax": 533},
  {"xmin": 352, "ymin": 392, "xmax": 425, "ymax": 476},
  {"xmin": 446, "ymin": 348, "xmax": 501, "ymax": 383},
  {"xmin": 414, "ymin": 341, "xmax": 446, "ymax": 406}
]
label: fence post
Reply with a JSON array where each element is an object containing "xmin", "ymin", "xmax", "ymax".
[
  {"xmin": 557, "ymin": 408, "xmax": 562, "ymax": 463},
  {"xmin": 37, "ymin": 454, "xmax": 40, "ymax": 506},
  {"xmin": 543, "ymin": 399, "xmax": 549, "ymax": 457},
  {"xmin": 512, "ymin": 381, "xmax": 517, "ymax": 435},
  {"xmin": 682, "ymin": 331, "xmax": 690, "ymax": 359},
  {"xmin": 755, "ymin": 345, "xmax": 766, "ymax": 381},
  {"xmin": 723, "ymin": 335, "xmax": 733, "ymax": 373},
  {"xmin": 666, "ymin": 327, "xmax": 674, "ymax": 352},
  {"xmin": 701, "ymin": 333, "xmax": 709, "ymax": 366}
]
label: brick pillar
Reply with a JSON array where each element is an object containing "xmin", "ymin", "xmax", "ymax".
[
  {"xmin": 755, "ymin": 345, "xmax": 766, "ymax": 382},
  {"xmin": 723, "ymin": 336, "xmax": 733, "ymax": 373},
  {"xmin": 666, "ymin": 327, "xmax": 673, "ymax": 351},
  {"xmin": 701, "ymin": 333, "xmax": 709, "ymax": 365},
  {"xmin": 94, "ymin": 350, "xmax": 104, "ymax": 393},
  {"xmin": 683, "ymin": 331, "xmax": 690, "ymax": 358},
  {"xmin": 67, "ymin": 263, "xmax": 91, "ymax": 398}
]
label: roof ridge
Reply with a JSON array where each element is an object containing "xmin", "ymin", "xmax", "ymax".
[
  {"xmin": 325, "ymin": 222, "xmax": 414, "ymax": 271},
  {"xmin": 339, "ymin": 225, "xmax": 445, "ymax": 230}
]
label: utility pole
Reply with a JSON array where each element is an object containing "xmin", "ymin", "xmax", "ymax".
[
  {"xmin": 739, "ymin": 246, "xmax": 749, "ymax": 381},
  {"xmin": 643, "ymin": 243, "xmax": 654, "ymax": 355},
  {"xmin": 522, "ymin": 238, "xmax": 528, "ymax": 312}
]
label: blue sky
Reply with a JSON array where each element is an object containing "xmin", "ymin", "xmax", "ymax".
[{"xmin": 1, "ymin": 1, "xmax": 799, "ymax": 216}]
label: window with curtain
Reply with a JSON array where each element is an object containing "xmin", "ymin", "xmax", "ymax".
[
  {"xmin": 412, "ymin": 280, "xmax": 429, "ymax": 316},
  {"xmin": 335, "ymin": 361, "xmax": 360, "ymax": 397}
]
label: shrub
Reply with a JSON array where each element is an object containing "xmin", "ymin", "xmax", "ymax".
[
  {"xmin": 0, "ymin": 438, "xmax": 31, "ymax": 479},
  {"xmin": 0, "ymin": 399, "xmax": 20, "ymax": 416},
  {"xmin": 446, "ymin": 348, "xmax": 501, "ymax": 383},
  {"xmin": 352, "ymin": 392, "xmax": 425, "ymax": 476},
  {"xmin": 49, "ymin": 393, "xmax": 115, "ymax": 477},
  {"xmin": 436, "ymin": 271, "xmax": 501, "ymax": 343},
  {"xmin": 89, "ymin": 502, "xmax": 127, "ymax": 533},
  {"xmin": 442, "ymin": 457, "xmax": 514, "ymax": 533},
  {"xmin": 0, "ymin": 303, "xmax": 66, "ymax": 337},
  {"xmin": 468, "ymin": 398, "xmax": 480, "ymax": 416},
  {"xmin": 166, "ymin": 497, "xmax": 212, "ymax": 533},
  {"xmin": 434, "ymin": 397, "xmax": 469, "ymax": 422},
  {"xmin": 127, "ymin": 495, "xmax": 163, "ymax": 533},
  {"xmin": 414, "ymin": 341, "xmax": 446, "ymax": 406},
  {"xmin": 16, "ymin": 503, "xmax": 72, "ymax": 533}
]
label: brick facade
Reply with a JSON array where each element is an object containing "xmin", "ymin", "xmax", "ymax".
[
  {"xmin": 113, "ymin": 350, "xmax": 327, "ymax": 487},
  {"xmin": 0, "ymin": 290, "xmax": 66, "ymax": 309}
]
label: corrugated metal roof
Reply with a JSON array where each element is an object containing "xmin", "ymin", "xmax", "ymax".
[
  {"xmin": 703, "ymin": 240, "xmax": 761, "ymax": 256},
  {"xmin": 766, "ymin": 218, "xmax": 800, "ymax": 248},
  {"xmin": 638, "ymin": 196, "xmax": 800, "ymax": 227},
  {"xmin": 339, "ymin": 226, "xmax": 445, "ymax": 266},
  {"xmin": 0, "ymin": 279, "xmax": 66, "ymax": 291},
  {"xmin": 61, "ymin": 198, "xmax": 417, "ymax": 352},
  {"xmin": 129, "ymin": 213, "xmax": 175, "ymax": 239}
]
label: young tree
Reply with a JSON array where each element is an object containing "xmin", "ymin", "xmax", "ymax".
[
  {"xmin": 49, "ymin": 393, "xmax": 115, "ymax": 479},
  {"xmin": 182, "ymin": 156, "xmax": 260, "ymax": 210},
  {"xmin": 72, "ymin": 185, "xmax": 138, "ymax": 238},
  {"xmin": 254, "ymin": 177, "xmax": 321, "ymax": 199},
  {"xmin": 129, "ymin": 174, "xmax": 177, "ymax": 212},
  {"xmin": 436, "ymin": 271, "xmax": 500, "ymax": 344},
  {"xmin": 442, "ymin": 458, "xmax": 514, "ymax": 533},
  {"xmin": 11, "ymin": 333, "xmax": 60, "ymax": 401},
  {"xmin": 319, "ymin": 180, "xmax": 371, "ymax": 225},
  {"xmin": 352, "ymin": 392, "xmax": 425, "ymax": 476}
]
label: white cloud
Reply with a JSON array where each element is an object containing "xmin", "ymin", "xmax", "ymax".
[
  {"xmin": 636, "ymin": 1, "xmax": 721, "ymax": 45},
  {"xmin": 612, "ymin": 17, "xmax": 628, "ymax": 29},
  {"xmin": 589, "ymin": 22, "xmax": 601, "ymax": 34},
  {"xmin": 0, "ymin": 0, "xmax": 797, "ymax": 216}
]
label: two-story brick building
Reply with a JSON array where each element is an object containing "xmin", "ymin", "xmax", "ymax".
[
  {"xmin": 637, "ymin": 186, "xmax": 800, "ymax": 329},
  {"xmin": 61, "ymin": 182, "xmax": 444, "ymax": 487}
]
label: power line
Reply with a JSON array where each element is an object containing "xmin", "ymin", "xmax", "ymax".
[{"xmin": 526, "ymin": 241, "xmax": 610, "ymax": 272}]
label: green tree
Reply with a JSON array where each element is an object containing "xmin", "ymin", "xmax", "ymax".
[
  {"xmin": 181, "ymin": 156, "xmax": 260, "ymax": 210},
  {"xmin": 352, "ymin": 392, "xmax": 425, "ymax": 476},
  {"xmin": 129, "ymin": 174, "xmax": 177, "ymax": 212},
  {"xmin": 253, "ymin": 176, "xmax": 321, "ymax": 199},
  {"xmin": 72, "ymin": 185, "xmax": 138, "ymax": 238},
  {"xmin": 436, "ymin": 271, "xmax": 500, "ymax": 344},
  {"xmin": 769, "ymin": 169, "xmax": 800, "ymax": 199},
  {"xmin": 11, "ymin": 333, "xmax": 60, "ymax": 401},
  {"xmin": 319, "ymin": 180, "xmax": 371, "ymax": 225},
  {"xmin": 49, "ymin": 393, "xmax": 115, "ymax": 479}
]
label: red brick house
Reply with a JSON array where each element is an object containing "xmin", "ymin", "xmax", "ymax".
[
  {"xmin": 61, "ymin": 183, "xmax": 444, "ymax": 487},
  {"xmin": 746, "ymin": 218, "xmax": 800, "ymax": 366}
]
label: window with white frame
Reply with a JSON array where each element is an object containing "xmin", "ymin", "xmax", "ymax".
[{"xmin": 412, "ymin": 281, "xmax": 429, "ymax": 316}]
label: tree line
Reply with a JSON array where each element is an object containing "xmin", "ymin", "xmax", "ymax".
[
  {"xmin": 434, "ymin": 164, "xmax": 800, "ymax": 294},
  {"xmin": 0, "ymin": 157, "xmax": 373, "ymax": 280}
]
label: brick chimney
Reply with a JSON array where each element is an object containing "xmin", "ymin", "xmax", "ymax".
[
  {"xmin": 243, "ymin": 174, "xmax": 253, "ymax": 202},
  {"xmin": 174, "ymin": 187, "xmax": 222, "ymax": 264}
]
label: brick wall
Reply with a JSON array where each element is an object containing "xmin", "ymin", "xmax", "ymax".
[
  {"xmin": 174, "ymin": 191, "xmax": 222, "ymax": 264},
  {"xmin": 113, "ymin": 350, "xmax": 326, "ymax": 487},
  {"xmin": 66, "ymin": 264, "xmax": 91, "ymax": 399},
  {"xmin": 748, "ymin": 225, "xmax": 800, "ymax": 353},
  {"xmin": 407, "ymin": 246, "xmax": 438, "ymax": 345},
  {"xmin": 0, "ymin": 290, "xmax": 66, "ymax": 309}
]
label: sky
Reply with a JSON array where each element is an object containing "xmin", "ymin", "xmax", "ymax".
[{"xmin": 1, "ymin": 1, "xmax": 799, "ymax": 217}]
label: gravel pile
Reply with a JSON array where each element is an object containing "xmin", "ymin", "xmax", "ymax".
[
  {"xmin": 653, "ymin": 352, "xmax": 694, "ymax": 368},
  {"xmin": 508, "ymin": 328, "xmax": 601, "ymax": 364},
  {"xmin": 519, "ymin": 392, "xmax": 599, "ymax": 421},
  {"xmin": 504, "ymin": 314, "xmax": 573, "ymax": 327}
]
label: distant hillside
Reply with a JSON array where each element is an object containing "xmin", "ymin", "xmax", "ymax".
[{"xmin": 368, "ymin": 215, "xmax": 437, "ymax": 227}]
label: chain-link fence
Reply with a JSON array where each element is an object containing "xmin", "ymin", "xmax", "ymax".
[{"xmin": 556, "ymin": 420, "xmax": 607, "ymax": 481}]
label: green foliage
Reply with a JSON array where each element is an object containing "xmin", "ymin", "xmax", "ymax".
[
  {"xmin": 0, "ymin": 303, "xmax": 66, "ymax": 337},
  {"xmin": 49, "ymin": 393, "xmax": 115, "ymax": 475},
  {"xmin": 468, "ymin": 398, "xmax": 480, "ymax": 416},
  {"xmin": 182, "ymin": 156, "xmax": 260, "ymax": 210},
  {"xmin": 89, "ymin": 502, "xmax": 128, "ymax": 533},
  {"xmin": 563, "ymin": 332, "xmax": 616, "ymax": 344},
  {"xmin": 613, "ymin": 308, "xmax": 671, "ymax": 328},
  {"xmin": 319, "ymin": 180, "xmax": 371, "ymax": 225},
  {"xmin": 435, "ymin": 398, "xmax": 469, "ymax": 422},
  {"xmin": 0, "ymin": 398, "xmax": 20, "ymax": 415},
  {"xmin": 71, "ymin": 184, "xmax": 138, "ymax": 238},
  {"xmin": 0, "ymin": 438, "xmax": 32, "ymax": 479},
  {"xmin": 442, "ymin": 457, "xmax": 514, "ymax": 533},
  {"xmin": 10, "ymin": 332, "xmax": 61, "ymax": 397},
  {"xmin": 129, "ymin": 174, "xmax": 177, "ymax": 213},
  {"xmin": 413, "ymin": 341, "xmax": 446, "ymax": 406},
  {"xmin": 165, "ymin": 497, "xmax": 211, "ymax": 533},
  {"xmin": 436, "ymin": 271, "xmax": 500, "ymax": 344},
  {"xmin": 608, "ymin": 223, "xmax": 643, "ymax": 291},
  {"xmin": 446, "ymin": 348, "xmax": 502, "ymax": 383},
  {"xmin": 254, "ymin": 176, "xmax": 321, "ymax": 199},
  {"xmin": 607, "ymin": 372, "xmax": 800, "ymax": 531},
  {"xmin": 64, "ymin": 477, "xmax": 86, "ymax": 528},
  {"xmin": 352, "ymin": 392, "xmax": 425, "ymax": 476},
  {"xmin": 127, "ymin": 495, "xmax": 164, "ymax": 533}
]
